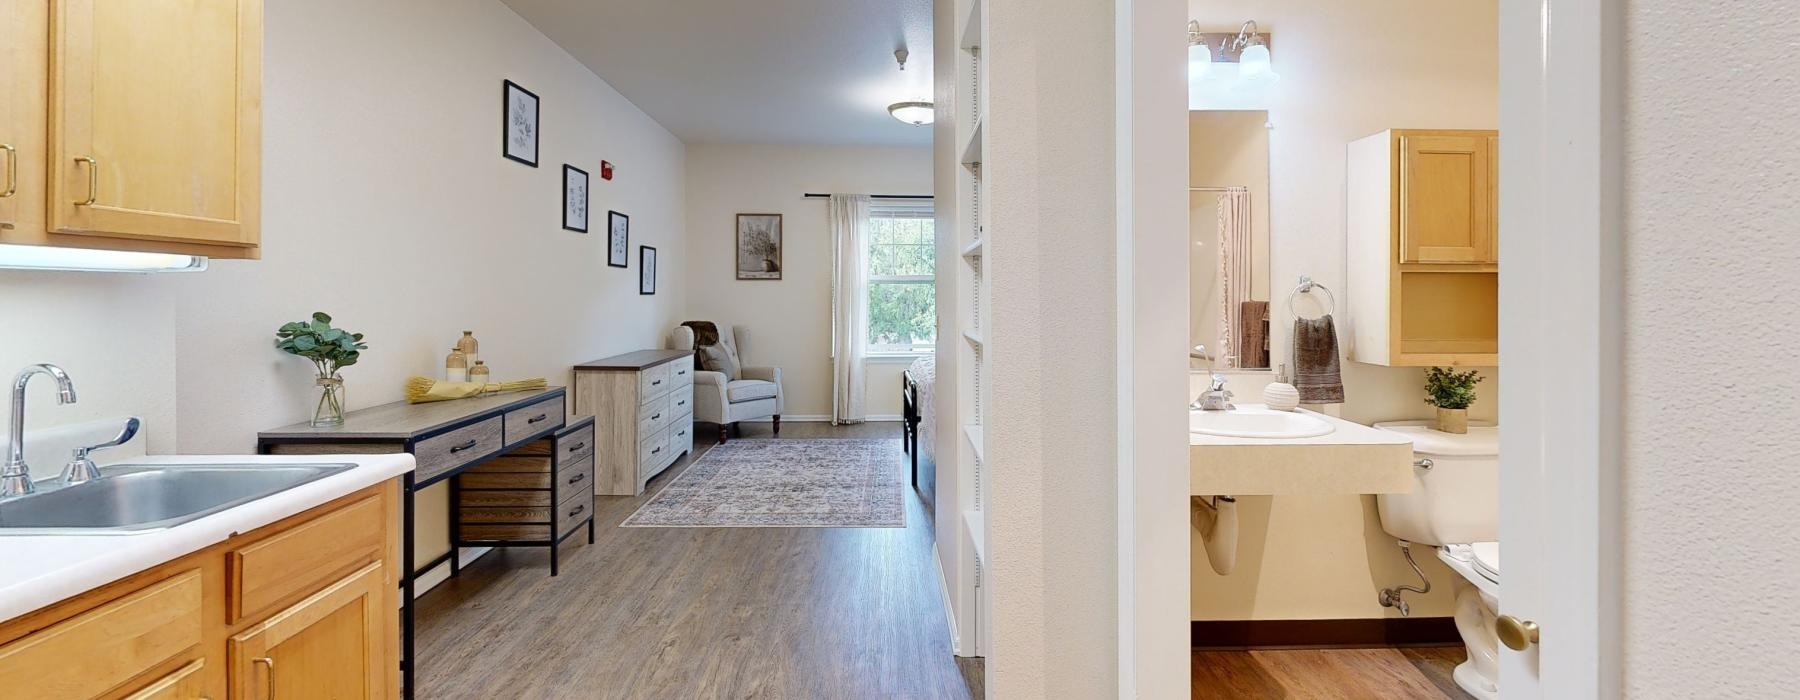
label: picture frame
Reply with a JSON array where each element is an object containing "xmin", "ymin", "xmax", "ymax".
[
  {"xmin": 639, "ymin": 246, "xmax": 658, "ymax": 295},
  {"xmin": 736, "ymin": 213, "xmax": 783, "ymax": 280},
  {"xmin": 607, "ymin": 211, "xmax": 630, "ymax": 268},
  {"xmin": 502, "ymin": 80, "xmax": 539, "ymax": 167},
  {"xmin": 562, "ymin": 165, "xmax": 589, "ymax": 233}
]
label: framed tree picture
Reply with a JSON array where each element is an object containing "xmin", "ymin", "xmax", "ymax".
[
  {"xmin": 608, "ymin": 211, "xmax": 629, "ymax": 267},
  {"xmin": 639, "ymin": 246, "xmax": 658, "ymax": 295},
  {"xmin": 502, "ymin": 80, "xmax": 539, "ymax": 167},
  {"xmin": 736, "ymin": 213, "xmax": 783, "ymax": 280},
  {"xmin": 563, "ymin": 165, "xmax": 589, "ymax": 233}
]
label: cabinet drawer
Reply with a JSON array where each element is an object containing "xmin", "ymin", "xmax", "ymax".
[
  {"xmin": 122, "ymin": 658, "xmax": 206, "ymax": 700},
  {"xmin": 667, "ymin": 355, "xmax": 695, "ymax": 388},
  {"xmin": 638, "ymin": 393, "xmax": 672, "ymax": 435},
  {"xmin": 668, "ymin": 389, "xmax": 693, "ymax": 421},
  {"xmin": 504, "ymin": 396, "xmax": 565, "ymax": 445},
  {"xmin": 0, "ymin": 571, "xmax": 202, "ymax": 699},
  {"xmin": 557, "ymin": 423, "xmax": 595, "ymax": 466},
  {"xmin": 638, "ymin": 427, "xmax": 671, "ymax": 476},
  {"xmin": 667, "ymin": 422, "xmax": 692, "ymax": 461},
  {"xmin": 557, "ymin": 454, "xmax": 595, "ymax": 494},
  {"xmin": 415, "ymin": 417, "xmax": 502, "ymax": 482},
  {"xmin": 556, "ymin": 485, "xmax": 592, "ymax": 538},
  {"xmin": 639, "ymin": 362, "xmax": 674, "ymax": 397},
  {"xmin": 228, "ymin": 495, "xmax": 384, "ymax": 623}
]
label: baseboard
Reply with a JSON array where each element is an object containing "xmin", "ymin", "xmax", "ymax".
[
  {"xmin": 1191, "ymin": 618, "xmax": 1460, "ymax": 650},
  {"xmin": 734, "ymin": 414, "xmax": 905, "ymax": 423},
  {"xmin": 933, "ymin": 541, "xmax": 964, "ymax": 656}
]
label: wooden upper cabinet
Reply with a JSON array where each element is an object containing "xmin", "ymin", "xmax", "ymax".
[
  {"xmin": 0, "ymin": 0, "xmax": 49, "ymax": 237},
  {"xmin": 229, "ymin": 561, "xmax": 391, "ymax": 700},
  {"xmin": 46, "ymin": 0, "xmax": 261, "ymax": 258},
  {"xmin": 1398, "ymin": 133, "xmax": 1495, "ymax": 265}
]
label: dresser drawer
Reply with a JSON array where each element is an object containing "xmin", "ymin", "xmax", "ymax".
[
  {"xmin": 667, "ymin": 355, "xmax": 695, "ymax": 388},
  {"xmin": 667, "ymin": 389, "xmax": 693, "ymax": 422},
  {"xmin": 666, "ymin": 421, "xmax": 692, "ymax": 460},
  {"xmin": 415, "ymin": 417, "xmax": 503, "ymax": 482},
  {"xmin": 557, "ymin": 453, "xmax": 595, "ymax": 494},
  {"xmin": 227, "ymin": 494, "xmax": 384, "ymax": 623},
  {"xmin": 638, "ymin": 426, "xmax": 671, "ymax": 476},
  {"xmin": 639, "ymin": 361, "xmax": 674, "ymax": 397},
  {"xmin": 0, "ymin": 571, "xmax": 202, "ymax": 699},
  {"xmin": 555, "ymin": 484, "xmax": 593, "ymax": 538},
  {"xmin": 638, "ymin": 393, "xmax": 672, "ymax": 435},
  {"xmin": 557, "ymin": 423, "xmax": 595, "ymax": 467},
  {"xmin": 504, "ymin": 396, "xmax": 565, "ymax": 446}
]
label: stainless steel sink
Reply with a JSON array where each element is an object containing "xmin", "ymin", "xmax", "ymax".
[{"xmin": 0, "ymin": 463, "xmax": 354, "ymax": 535}]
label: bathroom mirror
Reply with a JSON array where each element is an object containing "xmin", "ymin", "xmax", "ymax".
[{"xmin": 1189, "ymin": 110, "xmax": 1272, "ymax": 370}]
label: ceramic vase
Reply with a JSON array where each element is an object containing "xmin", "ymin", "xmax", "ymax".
[
  {"xmin": 445, "ymin": 348, "xmax": 469, "ymax": 382},
  {"xmin": 1262, "ymin": 381, "xmax": 1300, "ymax": 411},
  {"xmin": 1436, "ymin": 407, "xmax": 1468, "ymax": 434}
]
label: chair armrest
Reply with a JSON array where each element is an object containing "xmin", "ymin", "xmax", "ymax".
[
  {"xmin": 740, "ymin": 366, "xmax": 781, "ymax": 385},
  {"xmin": 694, "ymin": 370, "xmax": 728, "ymax": 388}
]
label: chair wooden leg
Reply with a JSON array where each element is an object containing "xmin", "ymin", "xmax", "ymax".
[
  {"xmin": 773, "ymin": 415, "xmax": 781, "ymax": 435},
  {"xmin": 719, "ymin": 423, "xmax": 730, "ymax": 444}
]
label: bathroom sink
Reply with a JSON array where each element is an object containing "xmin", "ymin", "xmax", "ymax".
[
  {"xmin": 1189, "ymin": 406, "xmax": 1334, "ymax": 439},
  {"xmin": 0, "ymin": 463, "xmax": 353, "ymax": 535}
]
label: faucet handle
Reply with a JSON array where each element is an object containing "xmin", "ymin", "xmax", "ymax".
[{"xmin": 62, "ymin": 417, "xmax": 139, "ymax": 486}]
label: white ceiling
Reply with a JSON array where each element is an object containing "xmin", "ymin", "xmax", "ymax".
[{"xmin": 501, "ymin": 0, "xmax": 934, "ymax": 146}]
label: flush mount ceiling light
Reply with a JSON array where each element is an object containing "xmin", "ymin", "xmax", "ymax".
[
  {"xmin": 0, "ymin": 244, "xmax": 207, "ymax": 273},
  {"xmin": 887, "ymin": 48, "xmax": 934, "ymax": 126}
]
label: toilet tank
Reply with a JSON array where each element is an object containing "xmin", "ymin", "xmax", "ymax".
[{"xmin": 1373, "ymin": 421, "xmax": 1498, "ymax": 546}]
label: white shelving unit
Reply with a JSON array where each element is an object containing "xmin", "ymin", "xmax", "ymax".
[{"xmin": 948, "ymin": 0, "xmax": 991, "ymax": 662}]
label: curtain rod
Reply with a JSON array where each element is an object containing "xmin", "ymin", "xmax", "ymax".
[{"xmin": 802, "ymin": 193, "xmax": 934, "ymax": 200}]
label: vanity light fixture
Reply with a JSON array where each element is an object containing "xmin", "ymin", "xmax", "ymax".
[
  {"xmin": 1187, "ymin": 21, "xmax": 1213, "ymax": 79},
  {"xmin": 1226, "ymin": 20, "xmax": 1278, "ymax": 85},
  {"xmin": 0, "ymin": 244, "xmax": 207, "ymax": 273},
  {"xmin": 1186, "ymin": 19, "xmax": 1279, "ymax": 87},
  {"xmin": 886, "ymin": 48, "xmax": 934, "ymax": 126}
]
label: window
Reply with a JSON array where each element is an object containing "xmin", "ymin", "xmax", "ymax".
[{"xmin": 867, "ymin": 203, "xmax": 936, "ymax": 355}]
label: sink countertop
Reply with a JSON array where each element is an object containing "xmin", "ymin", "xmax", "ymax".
[
  {"xmin": 1190, "ymin": 405, "xmax": 1416, "ymax": 495},
  {"xmin": 0, "ymin": 453, "xmax": 414, "ymax": 622}
]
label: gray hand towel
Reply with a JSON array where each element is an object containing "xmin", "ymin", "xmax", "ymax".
[{"xmin": 1292, "ymin": 314, "xmax": 1345, "ymax": 404}]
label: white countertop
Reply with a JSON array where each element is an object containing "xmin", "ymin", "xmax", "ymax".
[
  {"xmin": 1189, "ymin": 406, "xmax": 1417, "ymax": 495},
  {"xmin": 0, "ymin": 453, "xmax": 414, "ymax": 622}
]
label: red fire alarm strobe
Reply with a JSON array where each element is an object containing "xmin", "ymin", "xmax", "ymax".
[{"xmin": 600, "ymin": 160, "xmax": 614, "ymax": 180}]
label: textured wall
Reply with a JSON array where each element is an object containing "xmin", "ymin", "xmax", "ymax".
[{"xmin": 1621, "ymin": 2, "xmax": 1800, "ymax": 695}]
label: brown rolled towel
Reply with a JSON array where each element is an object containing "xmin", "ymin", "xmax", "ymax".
[
  {"xmin": 681, "ymin": 320, "xmax": 720, "ymax": 348},
  {"xmin": 1238, "ymin": 300, "xmax": 1270, "ymax": 369},
  {"xmin": 1292, "ymin": 314, "xmax": 1345, "ymax": 404}
]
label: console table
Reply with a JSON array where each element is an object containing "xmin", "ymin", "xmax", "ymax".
[{"xmin": 256, "ymin": 387, "xmax": 587, "ymax": 699}]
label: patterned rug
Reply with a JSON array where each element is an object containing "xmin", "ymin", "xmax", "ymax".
[{"xmin": 620, "ymin": 438, "xmax": 906, "ymax": 528}]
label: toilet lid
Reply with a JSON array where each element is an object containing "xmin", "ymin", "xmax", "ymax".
[{"xmin": 1471, "ymin": 541, "xmax": 1500, "ymax": 581}]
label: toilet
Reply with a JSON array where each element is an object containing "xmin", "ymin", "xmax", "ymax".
[{"xmin": 1373, "ymin": 420, "xmax": 1500, "ymax": 700}]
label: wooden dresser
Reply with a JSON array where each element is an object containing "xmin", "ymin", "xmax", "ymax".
[
  {"xmin": 571, "ymin": 350, "xmax": 695, "ymax": 496},
  {"xmin": 454, "ymin": 416, "xmax": 596, "ymax": 576}
]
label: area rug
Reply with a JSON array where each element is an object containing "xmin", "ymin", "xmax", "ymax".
[{"xmin": 620, "ymin": 438, "xmax": 906, "ymax": 528}]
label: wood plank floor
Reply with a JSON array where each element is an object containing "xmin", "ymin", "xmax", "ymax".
[
  {"xmin": 1192, "ymin": 646, "xmax": 1475, "ymax": 699},
  {"xmin": 415, "ymin": 421, "xmax": 983, "ymax": 699}
]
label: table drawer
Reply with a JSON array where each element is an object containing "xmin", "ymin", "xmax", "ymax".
[
  {"xmin": 638, "ymin": 393, "xmax": 672, "ymax": 435},
  {"xmin": 639, "ymin": 362, "xmax": 673, "ymax": 397},
  {"xmin": 0, "ymin": 571, "xmax": 202, "ymax": 699},
  {"xmin": 557, "ymin": 453, "xmax": 595, "ymax": 494},
  {"xmin": 557, "ymin": 423, "xmax": 595, "ymax": 467},
  {"xmin": 556, "ymin": 484, "xmax": 593, "ymax": 538},
  {"xmin": 504, "ymin": 396, "xmax": 565, "ymax": 446},
  {"xmin": 416, "ymin": 417, "xmax": 503, "ymax": 482},
  {"xmin": 228, "ymin": 494, "xmax": 384, "ymax": 623}
]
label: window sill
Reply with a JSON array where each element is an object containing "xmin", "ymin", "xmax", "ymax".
[{"xmin": 866, "ymin": 353, "xmax": 934, "ymax": 364}]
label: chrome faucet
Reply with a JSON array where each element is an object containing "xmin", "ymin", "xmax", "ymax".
[
  {"xmin": 1195, "ymin": 372, "xmax": 1236, "ymax": 411},
  {"xmin": 3, "ymin": 364, "xmax": 78, "ymax": 497}
]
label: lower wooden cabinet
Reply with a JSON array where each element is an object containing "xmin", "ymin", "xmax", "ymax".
[{"xmin": 0, "ymin": 480, "xmax": 402, "ymax": 699}]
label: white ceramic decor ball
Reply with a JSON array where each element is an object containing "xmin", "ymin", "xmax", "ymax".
[{"xmin": 1263, "ymin": 381, "xmax": 1300, "ymax": 411}]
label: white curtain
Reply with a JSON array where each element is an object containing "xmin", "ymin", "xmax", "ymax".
[
  {"xmin": 1216, "ymin": 188, "xmax": 1251, "ymax": 368},
  {"xmin": 830, "ymin": 194, "xmax": 872, "ymax": 424}
]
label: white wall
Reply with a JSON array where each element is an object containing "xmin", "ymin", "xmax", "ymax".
[
  {"xmin": 3, "ymin": 0, "xmax": 687, "ymax": 573},
  {"xmin": 1620, "ymin": 1, "xmax": 1799, "ymax": 695},
  {"xmin": 1185, "ymin": 0, "xmax": 1498, "ymax": 622},
  {"xmin": 683, "ymin": 143, "xmax": 933, "ymax": 421}
]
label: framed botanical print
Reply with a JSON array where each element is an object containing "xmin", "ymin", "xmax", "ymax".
[
  {"xmin": 608, "ymin": 211, "xmax": 629, "ymax": 268},
  {"xmin": 736, "ymin": 213, "xmax": 783, "ymax": 280},
  {"xmin": 502, "ymin": 80, "xmax": 539, "ymax": 167},
  {"xmin": 563, "ymin": 165, "xmax": 589, "ymax": 233},
  {"xmin": 639, "ymin": 246, "xmax": 658, "ymax": 295}
]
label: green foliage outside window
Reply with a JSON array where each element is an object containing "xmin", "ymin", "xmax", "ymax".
[{"xmin": 867, "ymin": 209, "xmax": 936, "ymax": 352}]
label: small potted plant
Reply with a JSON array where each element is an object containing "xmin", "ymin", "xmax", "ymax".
[
  {"xmin": 275, "ymin": 312, "xmax": 368, "ymax": 427},
  {"xmin": 1423, "ymin": 366, "xmax": 1483, "ymax": 434}
]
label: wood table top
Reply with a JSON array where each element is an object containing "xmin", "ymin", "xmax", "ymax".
[{"xmin": 258, "ymin": 387, "xmax": 566, "ymax": 441}]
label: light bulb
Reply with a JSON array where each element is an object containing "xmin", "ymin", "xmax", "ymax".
[
  {"xmin": 1238, "ymin": 44, "xmax": 1278, "ymax": 84},
  {"xmin": 1188, "ymin": 42, "xmax": 1213, "ymax": 79}
]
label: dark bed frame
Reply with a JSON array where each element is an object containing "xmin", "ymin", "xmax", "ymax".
[{"xmin": 901, "ymin": 369, "xmax": 922, "ymax": 488}]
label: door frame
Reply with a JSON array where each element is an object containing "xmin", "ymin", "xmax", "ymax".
[{"xmin": 1497, "ymin": 0, "xmax": 1623, "ymax": 696}]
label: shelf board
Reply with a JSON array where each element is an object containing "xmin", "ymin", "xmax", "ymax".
[
  {"xmin": 963, "ymin": 329, "xmax": 984, "ymax": 348},
  {"xmin": 961, "ymin": 238, "xmax": 984, "ymax": 260},
  {"xmin": 960, "ymin": 119, "xmax": 983, "ymax": 166},
  {"xmin": 963, "ymin": 509, "xmax": 986, "ymax": 560},
  {"xmin": 963, "ymin": 424, "xmax": 984, "ymax": 462},
  {"xmin": 959, "ymin": 0, "xmax": 983, "ymax": 50}
]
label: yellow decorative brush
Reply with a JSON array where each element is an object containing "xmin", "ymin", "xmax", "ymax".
[{"xmin": 405, "ymin": 376, "xmax": 548, "ymax": 403}]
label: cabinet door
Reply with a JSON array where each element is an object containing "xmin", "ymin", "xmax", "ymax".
[
  {"xmin": 0, "ymin": 0, "xmax": 48, "ymax": 235},
  {"xmin": 1399, "ymin": 133, "xmax": 1494, "ymax": 264},
  {"xmin": 229, "ymin": 562, "xmax": 392, "ymax": 700},
  {"xmin": 48, "ymin": 0, "xmax": 260, "ymax": 252}
]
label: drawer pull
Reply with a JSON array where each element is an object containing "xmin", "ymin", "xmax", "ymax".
[
  {"xmin": 652, "ymin": 379, "xmax": 664, "ymax": 386},
  {"xmin": 528, "ymin": 413, "xmax": 549, "ymax": 424},
  {"xmin": 651, "ymin": 447, "xmax": 662, "ymax": 455},
  {"xmin": 568, "ymin": 472, "xmax": 586, "ymax": 484},
  {"xmin": 569, "ymin": 504, "xmax": 586, "ymax": 517},
  {"xmin": 449, "ymin": 439, "xmax": 478, "ymax": 453},
  {"xmin": 256, "ymin": 657, "xmax": 277, "ymax": 699},
  {"xmin": 677, "ymin": 400, "xmax": 687, "ymax": 407},
  {"xmin": 651, "ymin": 413, "xmax": 662, "ymax": 421},
  {"xmin": 677, "ymin": 369, "xmax": 689, "ymax": 376},
  {"xmin": 567, "ymin": 441, "xmax": 587, "ymax": 452}
]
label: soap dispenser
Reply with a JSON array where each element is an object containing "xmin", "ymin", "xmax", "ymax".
[{"xmin": 1263, "ymin": 364, "xmax": 1300, "ymax": 411}]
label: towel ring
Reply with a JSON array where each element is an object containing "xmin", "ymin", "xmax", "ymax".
[{"xmin": 1288, "ymin": 276, "xmax": 1336, "ymax": 319}]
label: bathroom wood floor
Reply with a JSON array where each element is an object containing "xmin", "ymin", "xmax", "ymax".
[
  {"xmin": 413, "ymin": 422, "xmax": 983, "ymax": 699},
  {"xmin": 1192, "ymin": 646, "xmax": 1475, "ymax": 699}
]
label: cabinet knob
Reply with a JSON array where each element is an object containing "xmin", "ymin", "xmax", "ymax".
[{"xmin": 1497, "ymin": 614, "xmax": 1540, "ymax": 651}]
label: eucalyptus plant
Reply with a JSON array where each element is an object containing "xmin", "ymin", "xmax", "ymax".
[
  {"xmin": 275, "ymin": 312, "xmax": 368, "ymax": 378},
  {"xmin": 1423, "ymin": 366, "xmax": 1483, "ymax": 410}
]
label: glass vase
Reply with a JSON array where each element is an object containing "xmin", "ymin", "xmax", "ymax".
[{"xmin": 312, "ymin": 374, "xmax": 346, "ymax": 428}]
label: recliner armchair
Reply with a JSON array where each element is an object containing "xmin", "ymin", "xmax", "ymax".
[{"xmin": 669, "ymin": 324, "xmax": 783, "ymax": 442}]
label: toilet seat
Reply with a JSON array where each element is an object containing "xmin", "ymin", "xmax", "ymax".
[{"xmin": 1470, "ymin": 541, "xmax": 1500, "ymax": 583}]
